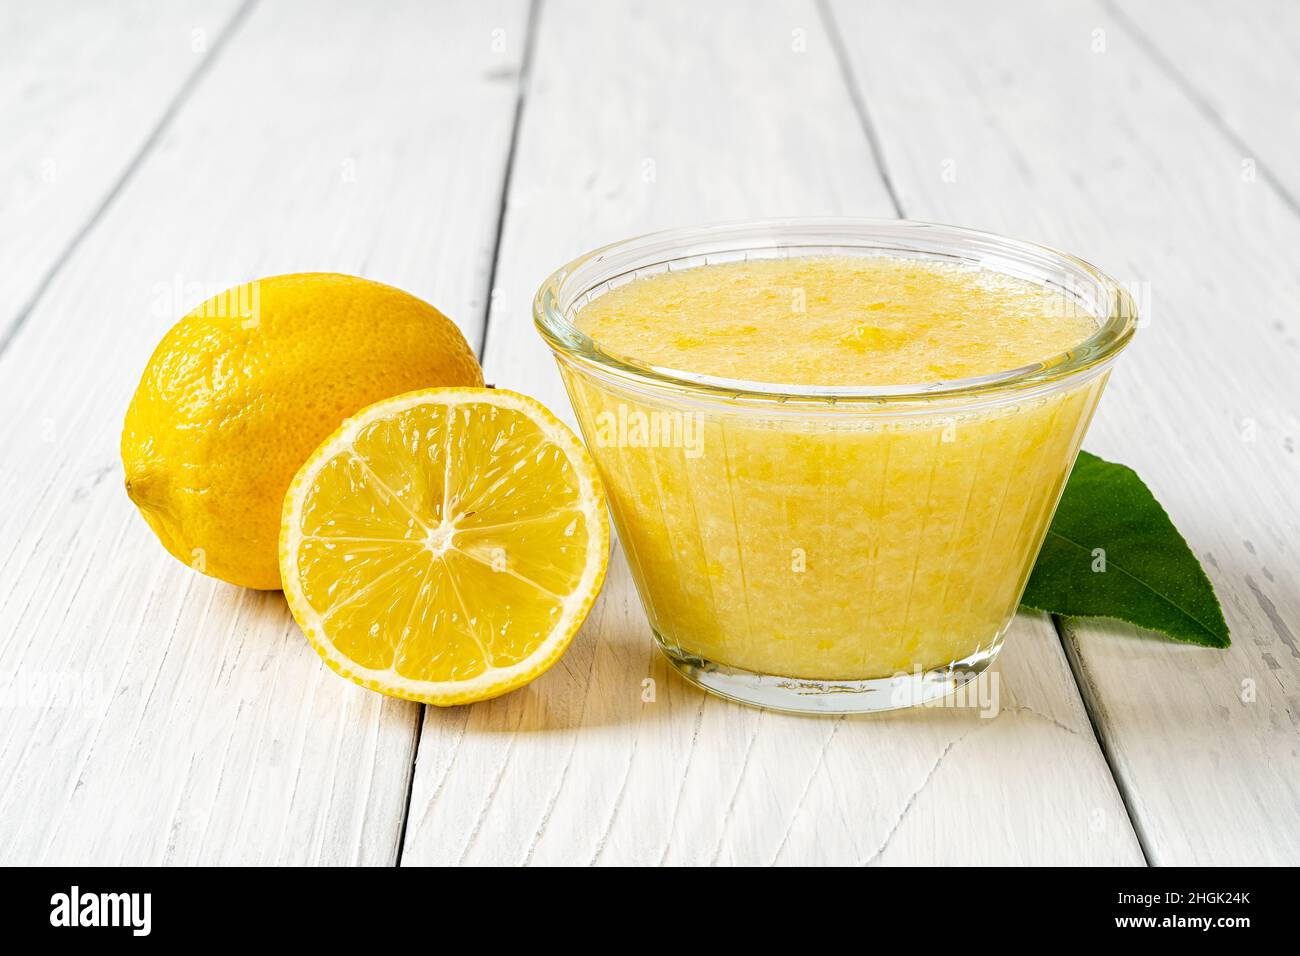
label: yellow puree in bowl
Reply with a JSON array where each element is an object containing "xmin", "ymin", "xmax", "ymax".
[{"xmin": 565, "ymin": 256, "xmax": 1104, "ymax": 680}]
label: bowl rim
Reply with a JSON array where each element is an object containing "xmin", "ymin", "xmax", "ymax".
[{"xmin": 532, "ymin": 217, "xmax": 1137, "ymax": 408}]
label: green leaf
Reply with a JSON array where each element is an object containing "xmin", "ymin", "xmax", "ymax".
[{"xmin": 1020, "ymin": 450, "xmax": 1230, "ymax": 648}]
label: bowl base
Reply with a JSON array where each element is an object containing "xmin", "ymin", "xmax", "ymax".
[{"xmin": 655, "ymin": 635, "xmax": 1001, "ymax": 715}]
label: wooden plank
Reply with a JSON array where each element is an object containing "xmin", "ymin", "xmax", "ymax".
[
  {"xmin": 0, "ymin": 0, "xmax": 529, "ymax": 864},
  {"xmin": 400, "ymin": 0, "xmax": 1143, "ymax": 866},
  {"xmin": 0, "ymin": 0, "xmax": 244, "ymax": 347},
  {"xmin": 829, "ymin": 0, "xmax": 1300, "ymax": 865},
  {"xmin": 1107, "ymin": 0, "xmax": 1300, "ymax": 209}
]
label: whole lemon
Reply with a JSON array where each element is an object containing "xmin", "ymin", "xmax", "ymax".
[{"xmin": 122, "ymin": 273, "xmax": 483, "ymax": 589}]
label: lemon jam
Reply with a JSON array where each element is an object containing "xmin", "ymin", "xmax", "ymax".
[
  {"xmin": 540, "ymin": 234, "xmax": 1129, "ymax": 712},
  {"xmin": 576, "ymin": 257, "xmax": 1098, "ymax": 386}
]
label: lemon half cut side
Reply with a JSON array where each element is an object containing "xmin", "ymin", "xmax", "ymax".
[{"xmin": 280, "ymin": 388, "xmax": 610, "ymax": 705}]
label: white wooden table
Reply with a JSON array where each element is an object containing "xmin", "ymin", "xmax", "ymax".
[{"xmin": 1, "ymin": 0, "xmax": 1296, "ymax": 866}]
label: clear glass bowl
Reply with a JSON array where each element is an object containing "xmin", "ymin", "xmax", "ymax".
[{"xmin": 534, "ymin": 219, "xmax": 1137, "ymax": 714}]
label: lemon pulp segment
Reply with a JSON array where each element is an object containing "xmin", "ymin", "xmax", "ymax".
[{"xmin": 280, "ymin": 388, "xmax": 609, "ymax": 704}]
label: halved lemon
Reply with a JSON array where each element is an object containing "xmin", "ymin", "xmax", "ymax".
[{"xmin": 279, "ymin": 387, "xmax": 610, "ymax": 705}]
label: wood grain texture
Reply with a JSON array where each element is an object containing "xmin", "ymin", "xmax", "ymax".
[
  {"xmin": 0, "ymin": 0, "xmax": 244, "ymax": 347},
  {"xmin": 1107, "ymin": 0, "xmax": 1300, "ymax": 209},
  {"xmin": 829, "ymin": 0, "xmax": 1300, "ymax": 865},
  {"xmin": 400, "ymin": 0, "xmax": 1142, "ymax": 866},
  {"xmin": 0, "ymin": 0, "xmax": 527, "ymax": 864}
]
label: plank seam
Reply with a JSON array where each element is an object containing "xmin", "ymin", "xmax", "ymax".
[
  {"xmin": 392, "ymin": 702, "xmax": 425, "ymax": 867},
  {"xmin": 1099, "ymin": 0, "xmax": 1300, "ymax": 221},
  {"xmin": 478, "ymin": 0, "xmax": 544, "ymax": 362},
  {"xmin": 395, "ymin": 0, "xmax": 544, "ymax": 865},
  {"xmin": 816, "ymin": 0, "xmax": 904, "ymax": 217},
  {"xmin": 1055, "ymin": 615, "xmax": 1154, "ymax": 866},
  {"xmin": 0, "ymin": 0, "xmax": 260, "ymax": 359}
]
